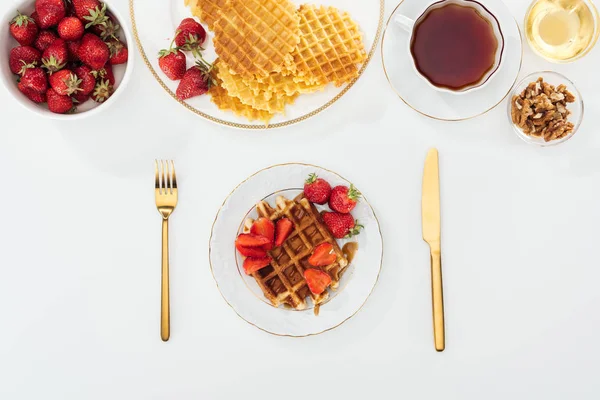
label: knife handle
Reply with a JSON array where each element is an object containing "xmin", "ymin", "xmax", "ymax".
[{"xmin": 430, "ymin": 249, "xmax": 445, "ymax": 352}]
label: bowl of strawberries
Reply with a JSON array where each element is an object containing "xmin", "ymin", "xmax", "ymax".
[{"xmin": 1, "ymin": 0, "xmax": 133, "ymax": 119}]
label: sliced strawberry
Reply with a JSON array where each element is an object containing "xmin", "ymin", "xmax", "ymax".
[
  {"xmin": 243, "ymin": 257, "xmax": 271, "ymax": 275},
  {"xmin": 275, "ymin": 218, "xmax": 293, "ymax": 247},
  {"xmin": 308, "ymin": 243, "xmax": 336, "ymax": 267},
  {"xmin": 304, "ymin": 269, "xmax": 332, "ymax": 295},
  {"xmin": 250, "ymin": 218, "xmax": 275, "ymax": 245},
  {"xmin": 235, "ymin": 241, "xmax": 268, "ymax": 258},
  {"xmin": 236, "ymin": 233, "xmax": 271, "ymax": 248}
]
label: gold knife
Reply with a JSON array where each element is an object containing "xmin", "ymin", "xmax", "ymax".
[{"xmin": 422, "ymin": 148, "xmax": 445, "ymax": 352}]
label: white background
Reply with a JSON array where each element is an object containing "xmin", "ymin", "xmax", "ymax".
[{"xmin": 1, "ymin": 0, "xmax": 600, "ymax": 399}]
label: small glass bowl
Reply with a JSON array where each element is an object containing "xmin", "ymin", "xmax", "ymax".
[{"xmin": 507, "ymin": 71, "xmax": 584, "ymax": 147}]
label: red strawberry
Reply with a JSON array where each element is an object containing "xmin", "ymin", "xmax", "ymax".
[
  {"xmin": 10, "ymin": 11, "xmax": 39, "ymax": 46},
  {"xmin": 175, "ymin": 18, "xmax": 207, "ymax": 48},
  {"xmin": 308, "ymin": 243, "xmax": 337, "ymax": 267},
  {"xmin": 42, "ymin": 38, "xmax": 68, "ymax": 73},
  {"xmin": 236, "ymin": 233, "xmax": 271, "ymax": 248},
  {"xmin": 78, "ymin": 33, "xmax": 109, "ymax": 70},
  {"xmin": 18, "ymin": 67, "xmax": 48, "ymax": 93},
  {"xmin": 304, "ymin": 269, "xmax": 332, "ymax": 295},
  {"xmin": 91, "ymin": 79, "xmax": 113, "ymax": 103},
  {"xmin": 73, "ymin": 65, "xmax": 95, "ymax": 95},
  {"xmin": 58, "ymin": 17, "xmax": 84, "ymax": 41},
  {"xmin": 235, "ymin": 241, "xmax": 268, "ymax": 258},
  {"xmin": 34, "ymin": 30, "xmax": 58, "ymax": 52},
  {"xmin": 329, "ymin": 185, "xmax": 361, "ymax": 214},
  {"xmin": 251, "ymin": 218, "xmax": 275, "ymax": 246},
  {"xmin": 107, "ymin": 38, "xmax": 128, "ymax": 65},
  {"xmin": 9, "ymin": 46, "xmax": 41, "ymax": 74},
  {"xmin": 66, "ymin": 40, "xmax": 81, "ymax": 61},
  {"xmin": 21, "ymin": 87, "xmax": 47, "ymax": 103},
  {"xmin": 35, "ymin": 0, "xmax": 67, "ymax": 29},
  {"xmin": 91, "ymin": 64, "xmax": 114, "ymax": 85},
  {"xmin": 71, "ymin": 91, "xmax": 90, "ymax": 104},
  {"xmin": 72, "ymin": 0, "xmax": 107, "ymax": 28},
  {"xmin": 243, "ymin": 257, "xmax": 272, "ymax": 275},
  {"xmin": 176, "ymin": 63, "xmax": 211, "ymax": 100},
  {"xmin": 49, "ymin": 69, "xmax": 82, "ymax": 96},
  {"xmin": 158, "ymin": 38, "xmax": 186, "ymax": 80},
  {"xmin": 30, "ymin": 11, "xmax": 40, "ymax": 25},
  {"xmin": 274, "ymin": 218, "xmax": 293, "ymax": 247},
  {"xmin": 304, "ymin": 174, "xmax": 332, "ymax": 205},
  {"xmin": 47, "ymin": 88, "xmax": 74, "ymax": 113},
  {"xmin": 90, "ymin": 14, "xmax": 120, "ymax": 40},
  {"xmin": 322, "ymin": 212, "xmax": 362, "ymax": 239}
]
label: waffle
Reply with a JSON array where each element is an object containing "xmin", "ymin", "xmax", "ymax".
[
  {"xmin": 185, "ymin": 0, "xmax": 229, "ymax": 30},
  {"xmin": 244, "ymin": 195, "xmax": 348, "ymax": 310},
  {"xmin": 243, "ymin": 71, "xmax": 325, "ymax": 98},
  {"xmin": 209, "ymin": 60, "xmax": 274, "ymax": 123},
  {"xmin": 291, "ymin": 5, "xmax": 367, "ymax": 87},
  {"xmin": 212, "ymin": 0, "xmax": 300, "ymax": 78},
  {"xmin": 217, "ymin": 63, "xmax": 298, "ymax": 113}
]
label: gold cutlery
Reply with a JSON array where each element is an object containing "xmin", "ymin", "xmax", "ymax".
[
  {"xmin": 155, "ymin": 160, "xmax": 178, "ymax": 342},
  {"xmin": 422, "ymin": 148, "xmax": 445, "ymax": 352}
]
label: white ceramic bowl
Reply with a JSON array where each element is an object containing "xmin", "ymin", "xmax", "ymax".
[{"xmin": 0, "ymin": 0, "xmax": 134, "ymax": 120}]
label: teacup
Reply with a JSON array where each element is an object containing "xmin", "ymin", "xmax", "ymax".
[{"xmin": 395, "ymin": 0, "xmax": 505, "ymax": 94}]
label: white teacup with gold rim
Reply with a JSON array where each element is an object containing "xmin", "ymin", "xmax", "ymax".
[{"xmin": 395, "ymin": 0, "xmax": 505, "ymax": 94}]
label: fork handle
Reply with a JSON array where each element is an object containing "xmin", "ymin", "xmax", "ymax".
[{"xmin": 161, "ymin": 218, "xmax": 170, "ymax": 342}]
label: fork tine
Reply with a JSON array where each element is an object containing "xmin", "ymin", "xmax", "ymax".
[
  {"xmin": 155, "ymin": 160, "xmax": 160, "ymax": 190},
  {"xmin": 162, "ymin": 160, "xmax": 168, "ymax": 195},
  {"xmin": 171, "ymin": 161, "xmax": 177, "ymax": 190}
]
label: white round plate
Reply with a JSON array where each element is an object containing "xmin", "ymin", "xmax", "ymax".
[
  {"xmin": 209, "ymin": 164, "xmax": 383, "ymax": 336},
  {"xmin": 382, "ymin": 0, "xmax": 523, "ymax": 121},
  {"xmin": 129, "ymin": 0, "xmax": 384, "ymax": 129}
]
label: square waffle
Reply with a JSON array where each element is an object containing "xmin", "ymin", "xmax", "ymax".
[{"xmin": 244, "ymin": 195, "xmax": 348, "ymax": 310}]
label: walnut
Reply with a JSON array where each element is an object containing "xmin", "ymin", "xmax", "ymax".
[{"xmin": 511, "ymin": 77, "xmax": 576, "ymax": 142}]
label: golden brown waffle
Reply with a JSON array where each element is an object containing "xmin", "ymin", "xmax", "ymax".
[
  {"xmin": 291, "ymin": 5, "xmax": 367, "ymax": 87},
  {"xmin": 212, "ymin": 0, "xmax": 300, "ymax": 78},
  {"xmin": 243, "ymin": 71, "xmax": 326, "ymax": 98},
  {"xmin": 244, "ymin": 195, "xmax": 348, "ymax": 310},
  {"xmin": 209, "ymin": 60, "xmax": 274, "ymax": 123},
  {"xmin": 185, "ymin": 0, "xmax": 229, "ymax": 30},
  {"xmin": 217, "ymin": 64, "xmax": 298, "ymax": 113}
]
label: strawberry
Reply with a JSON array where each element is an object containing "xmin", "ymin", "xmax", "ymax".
[
  {"xmin": 91, "ymin": 79, "xmax": 113, "ymax": 103},
  {"xmin": 47, "ymin": 88, "xmax": 74, "ymax": 113},
  {"xmin": 106, "ymin": 38, "xmax": 128, "ymax": 65},
  {"xmin": 35, "ymin": 0, "xmax": 67, "ymax": 29},
  {"xmin": 304, "ymin": 269, "xmax": 332, "ymax": 295},
  {"xmin": 21, "ymin": 87, "xmax": 47, "ymax": 103},
  {"xmin": 34, "ymin": 30, "xmax": 58, "ymax": 52},
  {"xmin": 49, "ymin": 69, "xmax": 82, "ymax": 95},
  {"xmin": 73, "ymin": 65, "xmax": 95, "ymax": 95},
  {"xmin": 329, "ymin": 185, "xmax": 361, "ymax": 214},
  {"xmin": 175, "ymin": 18, "xmax": 207, "ymax": 49},
  {"xmin": 10, "ymin": 11, "xmax": 39, "ymax": 46},
  {"xmin": 243, "ymin": 257, "xmax": 272, "ymax": 275},
  {"xmin": 158, "ymin": 38, "xmax": 187, "ymax": 81},
  {"xmin": 72, "ymin": 0, "xmax": 108, "ymax": 28},
  {"xmin": 77, "ymin": 33, "xmax": 109, "ymax": 70},
  {"xmin": 9, "ymin": 46, "xmax": 41, "ymax": 74},
  {"xmin": 18, "ymin": 66, "xmax": 48, "ymax": 93},
  {"xmin": 30, "ymin": 11, "xmax": 40, "ymax": 26},
  {"xmin": 42, "ymin": 38, "xmax": 68, "ymax": 73},
  {"xmin": 90, "ymin": 14, "xmax": 119, "ymax": 40},
  {"xmin": 176, "ymin": 62, "xmax": 212, "ymax": 100},
  {"xmin": 274, "ymin": 218, "xmax": 293, "ymax": 247},
  {"xmin": 235, "ymin": 241, "xmax": 268, "ymax": 258},
  {"xmin": 91, "ymin": 64, "xmax": 114, "ymax": 85},
  {"xmin": 66, "ymin": 40, "xmax": 81, "ymax": 61},
  {"xmin": 308, "ymin": 243, "xmax": 337, "ymax": 267},
  {"xmin": 322, "ymin": 212, "xmax": 362, "ymax": 239},
  {"xmin": 71, "ymin": 91, "xmax": 90, "ymax": 104},
  {"xmin": 236, "ymin": 233, "xmax": 271, "ymax": 248},
  {"xmin": 58, "ymin": 17, "xmax": 84, "ymax": 41},
  {"xmin": 304, "ymin": 173, "xmax": 332, "ymax": 205},
  {"xmin": 250, "ymin": 218, "xmax": 275, "ymax": 246}
]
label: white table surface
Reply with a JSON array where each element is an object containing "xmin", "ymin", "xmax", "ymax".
[{"xmin": 1, "ymin": 0, "xmax": 600, "ymax": 399}]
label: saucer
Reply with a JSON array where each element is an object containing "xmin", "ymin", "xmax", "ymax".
[{"xmin": 382, "ymin": 0, "xmax": 523, "ymax": 121}]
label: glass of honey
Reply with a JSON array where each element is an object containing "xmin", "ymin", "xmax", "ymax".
[{"xmin": 525, "ymin": 0, "xmax": 599, "ymax": 62}]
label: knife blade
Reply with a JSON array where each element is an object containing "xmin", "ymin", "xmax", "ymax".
[{"xmin": 422, "ymin": 148, "xmax": 445, "ymax": 352}]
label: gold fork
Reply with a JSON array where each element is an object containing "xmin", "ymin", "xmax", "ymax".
[{"xmin": 155, "ymin": 160, "xmax": 178, "ymax": 342}]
